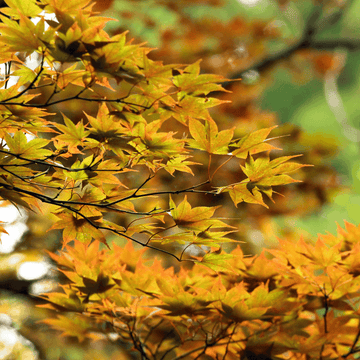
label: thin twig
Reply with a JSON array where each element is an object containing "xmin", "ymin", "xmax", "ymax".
[{"xmin": 3, "ymin": 52, "xmax": 45, "ymax": 102}]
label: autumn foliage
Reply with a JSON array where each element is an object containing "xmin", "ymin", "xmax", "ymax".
[{"xmin": 0, "ymin": 0, "xmax": 359, "ymax": 359}]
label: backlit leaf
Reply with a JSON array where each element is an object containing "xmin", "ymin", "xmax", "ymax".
[
  {"xmin": 232, "ymin": 126, "xmax": 280, "ymax": 159},
  {"xmin": 170, "ymin": 195, "xmax": 230, "ymax": 231},
  {"xmin": 188, "ymin": 118, "xmax": 234, "ymax": 154}
]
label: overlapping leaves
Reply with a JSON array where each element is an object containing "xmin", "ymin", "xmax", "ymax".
[
  {"xmin": 218, "ymin": 153, "xmax": 310, "ymax": 208},
  {"xmin": 42, "ymin": 222, "xmax": 360, "ymax": 359},
  {"xmin": 0, "ymin": 0, "xmax": 336, "ymax": 359}
]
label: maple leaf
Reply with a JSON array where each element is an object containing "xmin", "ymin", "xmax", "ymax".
[
  {"xmin": 142, "ymin": 55, "xmax": 177, "ymax": 88},
  {"xmin": 49, "ymin": 212, "xmax": 107, "ymax": 247},
  {"xmin": 50, "ymin": 63, "xmax": 91, "ymax": 89},
  {"xmin": 231, "ymin": 126, "xmax": 280, "ymax": 159},
  {"xmin": 70, "ymin": 184, "xmax": 106, "ymax": 217},
  {"xmin": 194, "ymin": 229, "xmax": 237, "ymax": 247},
  {"xmin": 0, "ymin": 89, "xmax": 53, "ymax": 135},
  {"xmin": 163, "ymin": 155, "xmax": 199, "ymax": 176},
  {"xmin": 173, "ymin": 95, "xmax": 228, "ymax": 125},
  {"xmin": 2, "ymin": 0, "xmax": 42, "ymax": 17},
  {"xmin": 43, "ymin": 0, "xmax": 93, "ymax": 14},
  {"xmin": 218, "ymin": 182, "xmax": 268, "ymax": 208},
  {"xmin": 153, "ymin": 229, "xmax": 236, "ymax": 247},
  {"xmin": 218, "ymin": 153, "xmax": 310, "ymax": 207},
  {"xmin": 5, "ymin": 131, "xmax": 52, "ymax": 160},
  {"xmin": 152, "ymin": 275, "xmax": 214, "ymax": 316},
  {"xmin": 296, "ymin": 237, "xmax": 342, "ymax": 268},
  {"xmin": 0, "ymin": 186, "xmax": 38, "ymax": 211},
  {"xmin": 86, "ymin": 160, "xmax": 128, "ymax": 187},
  {"xmin": 0, "ymin": 13, "xmax": 43, "ymax": 55},
  {"xmin": 195, "ymin": 249, "xmax": 235, "ymax": 273},
  {"xmin": 245, "ymin": 252, "xmax": 279, "ymax": 280},
  {"xmin": 38, "ymin": 287, "xmax": 85, "ymax": 313},
  {"xmin": 241, "ymin": 154, "xmax": 306, "ymax": 184},
  {"xmin": 169, "ymin": 195, "xmax": 231, "ymax": 231},
  {"xmin": 221, "ymin": 300, "xmax": 269, "ymax": 322},
  {"xmin": 53, "ymin": 114, "xmax": 92, "ymax": 154},
  {"xmin": 173, "ymin": 60, "xmax": 228, "ymax": 97},
  {"xmin": 75, "ymin": 272, "xmax": 115, "ymax": 302},
  {"xmin": 85, "ymin": 107, "xmax": 138, "ymax": 160},
  {"xmin": 188, "ymin": 118, "xmax": 234, "ymax": 154},
  {"xmin": 218, "ymin": 282, "xmax": 270, "ymax": 322},
  {"xmin": 139, "ymin": 128, "xmax": 186, "ymax": 159},
  {"xmin": 11, "ymin": 65, "xmax": 38, "ymax": 86},
  {"xmin": 62, "ymin": 155, "xmax": 126, "ymax": 186},
  {"xmin": 41, "ymin": 314, "xmax": 96, "ymax": 342},
  {"xmin": 151, "ymin": 231, "xmax": 195, "ymax": 245}
]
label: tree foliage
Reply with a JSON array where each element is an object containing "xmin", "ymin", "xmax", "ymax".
[{"xmin": 0, "ymin": 0, "xmax": 358, "ymax": 359}]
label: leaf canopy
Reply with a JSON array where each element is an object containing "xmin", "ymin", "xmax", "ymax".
[{"xmin": 0, "ymin": 1, "xmax": 345, "ymax": 359}]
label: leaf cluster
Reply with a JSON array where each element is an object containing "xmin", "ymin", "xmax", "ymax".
[
  {"xmin": 0, "ymin": 0, "xmax": 306, "ymax": 259},
  {"xmin": 41, "ymin": 222, "xmax": 360, "ymax": 359}
]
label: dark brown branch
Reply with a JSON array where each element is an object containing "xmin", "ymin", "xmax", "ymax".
[
  {"xmin": 0, "ymin": 180, "xmax": 212, "ymax": 262},
  {"xmin": 4, "ymin": 61, "xmax": 11, "ymax": 89},
  {"xmin": 343, "ymin": 327, "xmax": 360, "ymax": 358},
  {"xmin": 103, "ymin": 179, "xmax": 212, "ymax": 207},
  {"xmin": 126, "ymin": 322, "xmax": 150, "ymax": 360},
  {"xmin": 0, "ymin": 149, "xmax": 124, "ymax": 173},
  {"xmin": 0, "ymin": 92, "xmax": 152, "ymax": 111},
  {"xmin": 0, "ymin": 179, "xmax": 212, "ymax": 210},
  {"xmin": 226, "ymin": 3, "xmax": 359, "ymax": 85},
  {"xmin": 3, "ymin": 52, "xmax": 45, "ymax": 102}
]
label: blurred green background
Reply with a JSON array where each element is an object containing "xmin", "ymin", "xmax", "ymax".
[{"xmin": 103, "ymin": 0, "xmax": 360, "ymax": 236}]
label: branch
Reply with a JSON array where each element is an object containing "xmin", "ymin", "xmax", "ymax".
[
  {"xmin": 2, "ymin": 52, "xmax": 45, "ymax": 103},
  {"xmin": 0, "ymin": 180, "xmax": 212, "ymax": 262},
  {"xmin": 126, "ymin": 323, "xmax": 150, "ymax": 360},
  {"xmin": 342, "ymin": 324, "xmax": 360, "ymax": 358},
  {"xmin": 0, "ymin": 149, "xmax": 124, "ymax": 173},
  {"xmin": 227, "ymin": 2, "xmax": 360, "ymax": 84},
  {"xmin": 108, "ymin": 179, "xmax": 212, "ymax": 206},
  {"xmin": 0, "ymin": 91, "xmax": 152, "ymax": 111}
]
